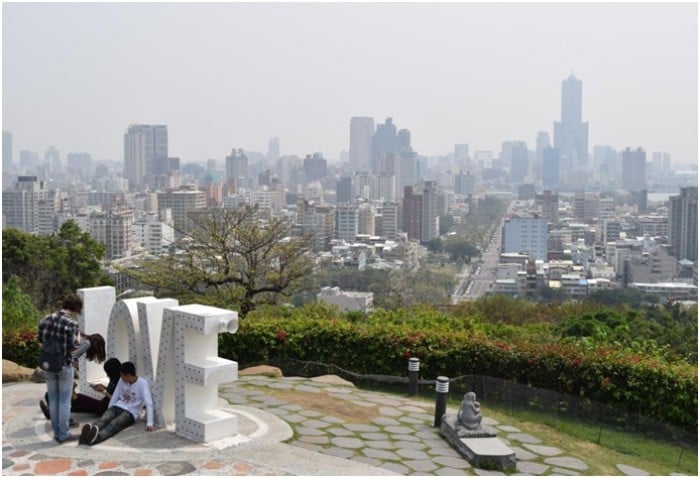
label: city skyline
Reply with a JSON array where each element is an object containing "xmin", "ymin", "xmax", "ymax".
[{"xmin": 3, "ymin": 3, "xmax": 698, "ymax": 166}]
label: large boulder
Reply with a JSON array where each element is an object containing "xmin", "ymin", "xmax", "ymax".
[
  {"xmin": 2, "ymin": 360, "xmax": 35, "ymax": 382},
  {"xmin": 238, "ymin": 365, "xmax": 283, "ymax": 377}
]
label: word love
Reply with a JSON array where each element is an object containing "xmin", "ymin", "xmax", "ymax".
[{"xmin": 76, "ymin": 286, "xmax": 238, "ymax": 443}]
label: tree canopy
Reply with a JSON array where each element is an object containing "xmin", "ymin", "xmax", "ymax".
[
  {"xmin": 2, "ymin": 221, "xmax": 110, "ymax": 311},
  {"xmin": 122, "ymin": 206, "xmax": 314, "ymax": 317}
]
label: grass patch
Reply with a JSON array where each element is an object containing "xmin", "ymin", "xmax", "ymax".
[{"xmin": 240, "ymin": 383, "xmax": 378, "ymax": 423}]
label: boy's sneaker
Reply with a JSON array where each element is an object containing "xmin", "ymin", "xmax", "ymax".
[
  {"xmin": 79, "ymin": 424, "xmax": 92, "ymax": 445},
  {"xmin": 86, "ymin": 425, "xmax": 99, "ymax": 445},
  {"xmin": 39, "ymin": 400, "xmax": 50, "ymax": 419}
]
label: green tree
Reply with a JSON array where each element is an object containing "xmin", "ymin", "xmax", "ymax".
[
  {"xmin": 2, "ymin": 276, "xmax": 42, "ymax": 329},
  {"xmin": 2, "ymin": 221, "xmax": 110, "ymax": 310},
  {"xmin": 123, "ymin": 206, "xmax": 314, "ymax": 318},
  {"xmin": 442, "ymin": 236, "xmax": 480, "ymax": 263}
]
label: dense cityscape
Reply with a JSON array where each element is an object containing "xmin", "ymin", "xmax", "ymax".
[{"xmin": 2, "ymin": 73, "xmax": 697, "ymax": 309}]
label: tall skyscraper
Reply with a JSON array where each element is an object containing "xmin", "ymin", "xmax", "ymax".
[
  {"xmin": 553, "ymin": 74, "xmax": 589, "ymax": 169},
  {"xmin": 225, "ymin": 149, "xmax": 249, "ymax": 193},
  {"xmin": 349, "ymin": 117, "xmax": 374, "ymax": 172},
  {"xmin": 542, "ymin": 147, "xmax": 560, "ymax": 190},
  {"xmin": 304, "ymin": 153, "xmax": 327, "ymax": 183},
  {"xmin": 620, "ymin": 147, "xmax": 646, "ymax": 191},
  {"xmin": 510, "ymin": 143, "xmax": 529, "ymax": 183},
  {"xmin": 669, "ymin": 187, "xmax": 698, "ymax": 261},
  {"xmin": 267, "ymin": 137, "xmax": 280, "ymax": 164},
  {"xmin": 124, "ymin": 124, "xmax": 168, "ymax": 191},
  {"xmin": 371, "ymin": 118, "xmax": 409, "ymax": 173}
]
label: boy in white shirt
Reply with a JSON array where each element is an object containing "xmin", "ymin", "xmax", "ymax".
[{"xmin": 79, "ymin": 361, "xmax": 155, "ymax": 445}]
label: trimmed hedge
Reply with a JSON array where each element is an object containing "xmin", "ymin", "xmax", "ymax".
[{"xmin": 220, "ymin": 309, "xmax": 697, "ymax": 431}]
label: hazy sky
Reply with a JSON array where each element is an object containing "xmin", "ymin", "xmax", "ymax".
[{"xmin": 3, "ymin": 2, "xmax": 698, "ymax": 166}]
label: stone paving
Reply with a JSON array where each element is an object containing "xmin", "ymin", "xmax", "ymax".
[{"xmin": 2, "ymin": 374, "xmax": 681, "ymax": 476}]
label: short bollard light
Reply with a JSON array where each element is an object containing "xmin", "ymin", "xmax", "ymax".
[
  {"xmin": 433, "ymin": 376, "xmax": 450, "ymax": 427},
  {"xmin": 408, "ymin": 357, "xmax": 420, "ymax": 396}
]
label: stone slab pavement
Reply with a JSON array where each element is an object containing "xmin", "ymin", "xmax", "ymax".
[{"xmin": 2, "ymin": 375, "xmax": 665, "ymax": 476}]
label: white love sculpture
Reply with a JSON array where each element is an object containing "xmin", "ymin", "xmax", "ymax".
[{"xmin": 76, "ymin": 286, "xmax": 239, "ymax": 443}]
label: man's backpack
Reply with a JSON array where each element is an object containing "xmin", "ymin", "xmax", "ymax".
[{"xmin": 39, "ymin": 335, "xmax": 65, "ymax": 373}]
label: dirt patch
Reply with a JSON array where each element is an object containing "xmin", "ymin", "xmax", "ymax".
[{"xmin": 244, "ymin": 385, "xmax": 379, "ymax": 423}]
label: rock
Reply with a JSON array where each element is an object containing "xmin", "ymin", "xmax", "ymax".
[
  {"xmin": 2, "ymin": 360, "xmax": 35, "ymax": 382},
  {"xmin": 32, "ymin": 367, "xmax": 47, "ymax": 383},
  {"xmin": 238, "ymin": 365, "xmax": 283, "ymax": 377},
  {"xmin": 311, "ymin": 375, "xmax": 355, "ymax": 387}
]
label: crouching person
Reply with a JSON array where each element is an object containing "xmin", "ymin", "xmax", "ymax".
[{"xmin": 79, "ymin": 361, "xmax": 155, "ymax": 445}]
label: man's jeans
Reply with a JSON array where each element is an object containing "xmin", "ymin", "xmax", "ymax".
[
  {"xmin": 44, "ymin": 364, "xmax": 74, "ymax": 441},
  {"xmin": 93, "ymin": 406, "xmax": 135, "ymax": 443}
]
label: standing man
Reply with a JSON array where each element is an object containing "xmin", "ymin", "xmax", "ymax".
[{"xmin": 37, "ymin": 293, "xmax": 82, "ymax": 443}]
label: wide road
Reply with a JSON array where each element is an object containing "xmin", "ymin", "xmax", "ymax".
[{"xmin": 453, "ymin": 201, "xmax": 513, "ymax": 303}]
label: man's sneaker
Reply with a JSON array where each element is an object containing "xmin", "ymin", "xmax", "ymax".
[
  {"xmin": 56, "ymin": 434, "xmax": 78, "ymax": 444},
  {"xmin": 86, "ymin": 425, "xmax": 99, "ymax": 445},
  {"xmin": 39, "ymin": 400, "xmax": 50, "ymax": 419},
  {"xmin": 79, "ymin": 424, "xmax": 92, "ymax": 445}
]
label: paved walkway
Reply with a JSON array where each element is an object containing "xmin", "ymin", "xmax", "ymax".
[{"xmin": 2, "ymin": 374, "xmax": 673, "ymax": 476}]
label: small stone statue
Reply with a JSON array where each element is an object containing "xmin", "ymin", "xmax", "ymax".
[{"xmin": 457, "ymin": 391, "xmax": 483, "ymax": 431}]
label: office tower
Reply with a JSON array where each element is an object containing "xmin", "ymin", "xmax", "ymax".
[
  {"xmin": 503, "ymin": 217, "xmax": 549, "ymax": 260},
  {"xmin": 510, "ymin": 143, "xmax": 528, "ymax": 183},
  {"xmin": 19, "ymin": 150, "xmax": 40, "ymax": 173},
  {"xmin": 535, "ymin": 132, "xmax": 550, "ymax": 165},
  {"xmin": 124, "ymin": 124, "xmax": 168, "ymax": 191},
  {"xmin": 335, "ymin": 204, "xmax": 358, "ymax": 242},
  {"xmin": 349, "ymin": 117, "xmax": 374, "ymax": 171},
  {"xmin": 554, "ymin": 74, "xmax": 589, "ymax": 169},
  {"xmin": 304, "ymin": 153, "xmax": 327, "ymax": 183},
  {"xmin": 3, "ymin": 130, "xmax": 12, "ymax": 173},
  {"xmin": 2, "ymin": 175, "xmax": 48, "ymax": 233},
  {"xmin": 45, "ymin": 146, "xmax": 61, "ymax": 174},
  {"xmin": 371, "ymin": 118, "xmax": 409, "ymax": 173},
  {"xmin": 66, "ymin": 153, "xmax": 93, "ymax": 178},
  {"xmin": 669, "ymin": 187, "xmax": 698, "ymax": 261},
  {"xmin": 267, "ymin": 137, "xmax": 280, "ymax": 164},
  {"xmin": 225, "ymin": 148, "xmax": 249, "ymax": 193},
  {"xmin": 157, "ymin": 186, "xmax": 206, "ymax": 239},
  {"xmin": 455, "ymin": 144, "xmax": 469, "ymax": 165},
  {"xmin": 652, "ymin": 151, "xmax": 672, "ymax": 177},
  {"xmin": 620, "ymin": 147, "xmax": 646, "ymax": 191},
  {"xmin": 542, "ymin": 147, "xmax": 560, "ymax": 190},
  {"xmin": 499, "ymin": 141, "xmax": 526, "ymax": 171},
  {"xmin": 593, "ymin": 145, "xmax": 618, "ymax": 177},
  {"xmin": 454, "ymin": 171, "xmax": 476, "ymax": 196},
  {"xmin": 152, "ymin": 156, "xmax": 181, "ymax": 189},
  {"xmin": 336, "ymin": 176, "xmax": 352, "ymax": 204}
]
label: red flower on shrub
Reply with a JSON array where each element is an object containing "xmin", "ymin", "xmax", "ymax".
[
  {"xmin": 276, "ymin": 329, "xmax": 288, "ymax": 343},
  {"xmin": 601, "ymin": 376, "xmax": 611, "ymax": 389},
  {"xmin": 528, "ymin": 358, "xmax": 538, "ymax": 366},
  {"xmin": 403, "ymin": 350, "xmax": 413, "ymax": 360},
  {"xmin": 572, "ymin": 358, "xmax": 582, "ymax": 367}
]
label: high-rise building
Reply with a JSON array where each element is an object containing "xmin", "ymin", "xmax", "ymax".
[
  {"xmin": 267, "ymin": 137, "xmax": 280, "ymax": 165},
  {"xmin": 455, "ymin": 144, "xmax": 469, "ymax": 166},
  {"xmin": 124, "ymin": 124, "xmax": 168, "ymax": 191},
  {"xmin": 371, "ymin": 118, "xmax": 409, "ymax": 173},
  {"xmin": 401, "ymin": 181, "xmax": 438, "ymax": 243},
  {"xmin": 669, "ymin": 187, "xmax": 698, "ymax": 262},
  {"xmin": 336, "ymin": 177, "xmax": 352, "ymax": 205},
  {"xmin": 304, "ymin": 153, "xmax": 327, "ymax": 183},
  {"xmin": 510, "ymin": 143, "xmax": 528, "ymax": 183},
  {"xmin": 357, "ymin": 203, "xmax": 375, "ymax": 236},
  {"xmin": 349, "ymin": 117, "xmax": 374, "ymax": 172},
  {"xmin": 620, "ymin": 147, "xmax": 646, "ymax": 191},
  {"xmin": 542, "ymin": 147, "xmax": 560, "ymax": 190},
  {"xmin": 45, "ymin": 146, "xmax": 61, "ymax": 174},
  {"xmin": 225, "ymin": 149, "xmax": 249, "ymax": 193},
  {"xmin": 535, "ymin": 190, "xmax": 559, "ymax": 224},
  {"xmin": 503, "ymin": 217, "xmax": 549, "ymax": 261},
  {"xmin": 380, "ymin": 202, "xmax": 398, "ymax": 240},
  {"xmin": 89, "ymin": 208, "xmax": 134, "ymax": 260},
  {"xmin": 2, "ymin": 176, "xmax": 48, "ymax": 233},
  {"xmin": 554, "ymin": 74, "xmax": 589, "ymax": 170}
]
